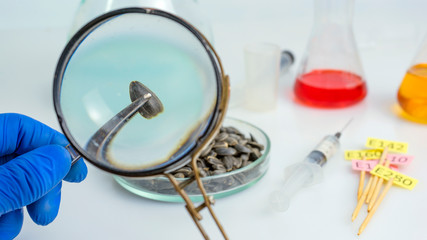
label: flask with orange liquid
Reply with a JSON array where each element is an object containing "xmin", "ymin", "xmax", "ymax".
[
  {"xmin": 294, "ymin": 0, "xmax": 367, "ymax": 108},
  {"xmin": 397, "ymin": 34, "xmax": 427, "ymax": 121}
]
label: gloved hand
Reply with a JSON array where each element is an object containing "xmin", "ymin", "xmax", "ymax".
[{"xmin": 0, "ymin": 113, "xmax": 88, "ymax": 239}]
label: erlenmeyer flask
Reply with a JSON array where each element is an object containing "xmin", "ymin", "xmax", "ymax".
[
  {"xmin": 397, "ymin": 33, "xmax": 427, "ymax": 122},
  {"xmin": 294, "ymin": 0, "xmax": 367, "ymax": 108},
  {"xmin": 69, "ymin": 0, "xmax": 213, "ymax": 41}
]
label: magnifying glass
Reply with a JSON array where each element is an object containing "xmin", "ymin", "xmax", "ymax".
[{"xmin": 53, "ymin": 8, "xmax": 229, "ymax": 239}]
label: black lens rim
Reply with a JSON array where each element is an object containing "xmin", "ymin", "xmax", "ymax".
[{"xmin": 53, "ymin": 7, "xmax": 223, "ymax": 177}]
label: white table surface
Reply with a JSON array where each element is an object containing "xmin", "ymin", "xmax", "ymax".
[{"xmin": 1, "ymin": 0, "xmax": 427, "ymax": 239}]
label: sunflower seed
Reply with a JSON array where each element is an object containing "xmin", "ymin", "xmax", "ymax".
[
  {"xmin": 206, "ymin": 156, "xmax": 223, "ymax": 165},
  {"xmin": 168, "ymin": 124, "xmax": 265, "ymax": 194},
  {"xmin": 240, "ymin": 154, "xmax": 249, "ymax": 166},
  {"xmin": 211, "ymin": 169, "xmax": 226, "ymax": 175},
  {"xmin": 207, "ymin": 151, "xmax": 217, "ymax": 158},
  {"xmin": 174, "ymin": 173, "xmax": 185, "ymax": 178},
  {"xmin": 250, "ymin": 133, "xmax": 257, "ymax": 142},
  {"xmin": 215, "ymin": 147, "xmax": 237, "ymax": 156},
  {"xmin": 223, "ymin": 156, "xmax": 234, "ymax": 171},
  {"xmin": 212, "ymin": 164, "xmax": 226, "ymax": 171},
  {"xmin": 232, "ymin": 156, "xmax": 243, "ymax": 169},
  {"xmin": 213, "ymin": 141, "xmax": 228, "ymax": 149},
  {"xmin": 175, "ymin": 167, "xmax": 192, "ymax": 176},
  {"xmin": 199, "ymin": 168, "xmax": 208, "ymax": 177},
  {"xmin": 200, "ymin": 144, "xmax": 213, "ymax": 157},
  {"xmin": 248, "ymin": 141, "xmax": 265, "ymax": 151},
  {"xmin": 249, "ymin": 148, "xmax": 262, "ymax": 161},
  {"xmin": 215, "ymin": 132, "xmax": 228, "ymax": 142},
  {"xmin": 235, "ymin": 144, "xmax": 251, "ymax": 154},
  {"xmin": 238, "ymin": 139, "xmax": 248, "ymax": 145}
]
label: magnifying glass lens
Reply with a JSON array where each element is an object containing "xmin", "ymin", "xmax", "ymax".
[{"xmin": 56, "ymin": 10, "xmax": 219, "ymax": 174}]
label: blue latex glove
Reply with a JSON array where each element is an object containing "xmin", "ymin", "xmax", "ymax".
[{"xmin": 0, "ymin": 113, "xmax": 88, "ymax": 239}]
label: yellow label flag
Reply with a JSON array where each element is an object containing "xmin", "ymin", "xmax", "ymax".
[
  {"xmin": 370, "ymin": 165, "xmax": 418, "ymax": 190},
  {"xmin": 344, "ymin": 149, "xmax": 383, "ymax": 160},
  {"xmin": 366, "ymin": 137, "xmax": 408, "ymax": 153}
]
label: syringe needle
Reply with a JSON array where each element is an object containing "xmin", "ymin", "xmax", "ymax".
[
  {"xmin": 341, "ymin": 118, "xmax": 353, "ymax": 132},
  {"xmin": 335, "ymin": 118, "xmax": 353, "ymax": 138}
]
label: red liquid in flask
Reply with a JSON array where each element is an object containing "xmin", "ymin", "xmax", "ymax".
[{"xmin": 294, "ymin": 69, "xmax": 367, "ymax": 108}]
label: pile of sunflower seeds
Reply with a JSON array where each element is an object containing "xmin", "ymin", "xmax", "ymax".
[
  {"xmin": 170, "ymin": 126, "xmax": 265, "ymax": 178},
  {"xmin": 128, "ymin": 125, "xmax": 267, "ymax": 195}
]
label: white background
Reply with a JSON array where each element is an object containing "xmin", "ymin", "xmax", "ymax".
[{"xmin": 1, "ymin": 0, "xmax": 427, "ymax": 239}]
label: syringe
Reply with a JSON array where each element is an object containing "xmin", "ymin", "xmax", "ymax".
[{"xmin": 270, "ymin": 120, "xmax": 352, "ymax": 212}]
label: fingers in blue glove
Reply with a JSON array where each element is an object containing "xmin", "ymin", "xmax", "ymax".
[
  {"xmin": 0, "ymin": 209, "xmax": 23, "ymax": 240},
  {"xmin": 0, "ymin": 113, "xmax": 69, "ymax": 156},
  {"xmin": 0, "ymin": 113, "xmax": 89, "ymax": 239},
  {"xmin": 27, "ymin": 182, "xmax": 62, "ymax": 226},
  {"xmin": 0, "ymin": 113, "xmax": 88, "ymax": 183},
  {"xmin": 0, "ymin": 145, "xmax": 71, "ymax": 215},
  {"xmin": 64, "ymin": 159, "xmax": 87, "ymax": 183}
]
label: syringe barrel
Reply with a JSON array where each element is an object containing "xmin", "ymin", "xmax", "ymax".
[
  {"xmin": 270, "ymin": 134, "xmax": 341, "ymax": 212},
  {"xmin": 305, "ymin": 135, "xmax": 340, "ymax": 166},
  {"xmin": 270, "ymin": 162, "xmax": 322, "ymax": 212},
  {"xmin": 316, "ymin": 135, "xmax": 340, "ymax": 159}
]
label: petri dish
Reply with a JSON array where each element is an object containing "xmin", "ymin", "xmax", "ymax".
[{"xmin": 115, "ymin": 117, "xmax": 271, "ymax": 202}]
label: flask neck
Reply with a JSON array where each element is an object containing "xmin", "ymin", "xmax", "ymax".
[
  {"xmin": 69, "ymin": 0, "xmax": 212, "ymax": 41},
  {"xmin": 314, "ymin": 0, "xmax": 354, "ymax": 29},
  {"xmin": 412, "ymin": 33, "xmax": 427, "ymax": 65}
]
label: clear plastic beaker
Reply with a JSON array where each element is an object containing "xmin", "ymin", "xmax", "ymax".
[
  {"xmin": 243, "ymin": 43, "xmax": 281, "ymax": 111},
  {"xmin": 294, "ymin": 0, "xmax": 367, "ymax": 108},
  {"xmin": 397, "ymin": 33, "xmax": 427, "ymax": 122},
  {"xmin": 69, "ymin": 0, "xmax": 213, "ymax": 41}
]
